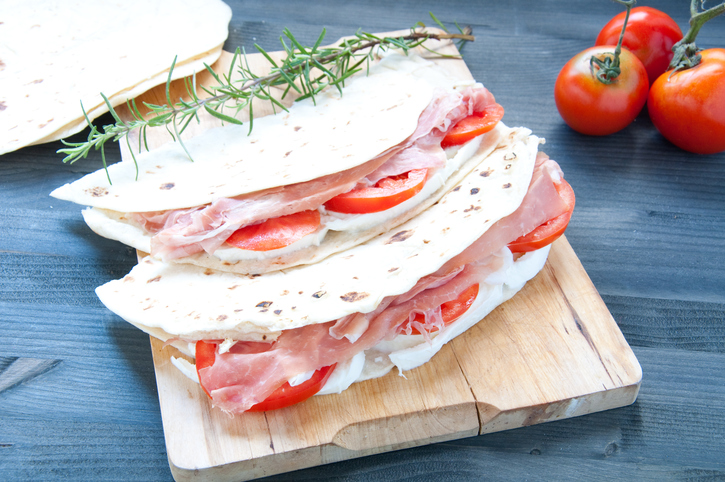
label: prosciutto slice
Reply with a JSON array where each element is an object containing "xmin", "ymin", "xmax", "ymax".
[
  {"xmin": 363, "ymin": 86, "xmax": 496, "ymax": 184},
  {"xmin": 133, "ymin": 85, "xmax": 497, "ymax": 261},
  {"xmin": 197, "ymin": 157, "xmax": 570, "ymax": 413}
]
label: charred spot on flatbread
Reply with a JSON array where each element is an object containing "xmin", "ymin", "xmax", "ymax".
[
  {"xmin": 503, "ymin": 183, "xmax": 512, "ymax": 189},
  {"xmin": 160, "ymin": 182, "xmax": 175, "ymax": 190},
  {"xmin": 217, "ymin": 315, "xmax": 228, "ymax": 321},
  {"xmin": 85, "ymin": 187, "xmax": 109, "ymax": 197},
  {"xmin": 0, "ymin": 101, "xmax": 6, "ymax": 111},
  {"xmin": 480, "ymin": 168, "xmax": 493, "ymax": 177},
  {"xmin": 312, "ymin": 291, "xmax": 326, "ymax": 299},
  {"xmin": 470, "ymin": 188, "xmax": 480, "ymax": 195},
  {"xmin": 256, "ymin": 301, "xmax": 273, "ymax": 308},
  {"xmin": 504, "ymin": 152, "xmax": 518, "ymax": 161},
  {"xmin": 386, "ymin": 230, "xmax": 414, "ymax": 244},
  {"xmin": 452, "ymin": 186, "xmax": 461, "ymax": 192},
  {"xmin": 146, "ymin": 276, "xmax": 162, "ymax": 283},
  {"xmin": 340, "ymin": 292, "xmax": 369, "ymax": 302}
]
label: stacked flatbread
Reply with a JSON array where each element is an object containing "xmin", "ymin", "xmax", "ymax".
[
  {"xmin": 51, "ymin": 52, "xmax": 573, "ymax": 414},
  {"xmin": 0, "ymin": 0, "xmax": 232, "ymax": 154}
]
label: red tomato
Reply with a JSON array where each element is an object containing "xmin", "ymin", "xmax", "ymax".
[
  {"xmin": 406, "ymin": 283, "xmax": 480, "ymax": 335},
  {"xmin": 508, "ymin": 179, "xmax": 575, "ymax": 253},
  {"xmin": 226, "ymin": 209, "xmax": 321, "ymax": 251},
  {"xmin": 555, "ymin": 46, "xmax": 649, "ymax": 136},
  {"xmin": 194, "ymin": 340, "xmax": 336, "ymax": 412},
  {"xmin": 324, "ymin": 169, "xmax": 428, "ymax": 214},
  {"xmin": 595, "ymin": 6, "xmax": 683, "ymax": 86},
  {"xmin": 440, "ymin": 103, "xmax": 505, "ymax": 148},
  {"xmin": 195, "ymin": 340, "xmax": 217, "ymax": 399},
  {"xmin": 648, "ymin": 49, "xmax": 725, "ymax": 155},
  {"xmin": 247, "ymin": 364, "xmax": 336, "ymax": 412}
]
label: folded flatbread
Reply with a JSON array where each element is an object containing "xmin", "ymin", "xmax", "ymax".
[
  {"xmin": 0, "ymin": 0, "xmax": 232, "ymax": 154},
  {"xmin": 51, "ymin": 54, "xmax": 512, "ymax": 274},
  {"xmin": 95, "ymin": 128, "xmax": 572, "ymax": 413}
]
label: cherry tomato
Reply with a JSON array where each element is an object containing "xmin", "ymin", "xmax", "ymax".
[
  {"xmin": 194, "ymin": 340, "xmax": 336, "ymax": 412},
  {"xmin": 226, "ymin": 209, "xmax": 321, "ymax": 251},
  {"xmin": 440, "ymin": 104, "xmax": 504, "ymax": 148},
  {"xmin": 595, "ymin": 6, "xmax": 683, "ymax": 86},
  {"xmin": 508, "ymin": 179, "xmax": 575, "ymax": 253},
  {"xmin": 324, "ymin": 169, "xmax": 428, "ymax": 214},
  {"xmin": 648, "ymin": 49, "xmax": 725, "ymax": 155},
  {"xmin": 555, "ymin": 46, "xmax": 648, "ymax": 136},
  {"xmin": 406, "ymin": 283, "xmax": 480, "ymax": 335}
]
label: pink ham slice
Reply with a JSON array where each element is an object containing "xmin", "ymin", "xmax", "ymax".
[
  {"xmin": 197, "ymin": 158, "xmax": 569, "ymax": 413},
  {"xmin": 133, "ymin": 86, "xmax": 497, "ymax": 261}
]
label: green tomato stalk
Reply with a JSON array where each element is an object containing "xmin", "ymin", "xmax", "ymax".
[
  {"xmin": 669, "ymin": 0, "xmax": 725, "ymax": 73},
  {"xmin": 590, "ymin": 0, "xmax": 637, "ymax": 84}
]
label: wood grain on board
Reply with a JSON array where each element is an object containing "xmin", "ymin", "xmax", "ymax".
[{"xmin": 117, "ymin": 32, "xmax": 641, "ymax": 481}]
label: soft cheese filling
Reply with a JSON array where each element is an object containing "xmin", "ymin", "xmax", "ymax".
[{"xmin": 210, "ymin": 133, "xmax": 487, "ymax": 262}]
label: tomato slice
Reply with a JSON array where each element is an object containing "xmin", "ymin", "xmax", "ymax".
[
  {"xmin": 324, "ymin": 169, "xmax": 428, "ymax": 214},
  {"xmin": 195, "ymin": 340, "xmax": 336, "ymax": 412},
  {"xmin": 406, "ymin": 283, "xmax": 480, "ymax": 335},
  {"xmin": 508, "ymin": 179, "xmax": 575, "ymax": 253},
  {"xmin": 195, "ymin": 340, "xmax": 218, "ymax": 399},
  {"xmin": 440, "ymin": 103, "xmax": 505, "ymax": 148},
  {"xmin": 226, "ymin": 209, "xmax": 321, "ymax": 251},
  {"xmin": 247, "ymin": 364, "xmax": 336, "ymax": 412}
]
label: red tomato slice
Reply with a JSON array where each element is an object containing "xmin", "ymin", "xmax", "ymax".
[
  {"xmin": 406, "ymin": 283, "xmax": 480, "ymax": 335},
  {"xmin": 508, "ymin": 179, "xmax": 575, "ymax": 253},
  {"xmin": 324, "ymin": 169, "xmax": 428, "ymax": 214},
  {"xmin": 195, "ymin": 340, "xmax": 218, "ymax": 399},
  {"xmin": 247, "ymin": 364, "xmax": 336, "ymax": 412},
  {"xmin": 440, "ymin": 103, "xmax": 504, "ymax": 148},
  {"xmin": 226, "ymin": 209, "xmax": 321, "ymax": 251},
  {"xmin": 195, "ymin": 340, "xmax": 336, "ymax": 412}
]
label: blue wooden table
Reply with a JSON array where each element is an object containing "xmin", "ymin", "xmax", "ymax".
[{"xmin": 1, "ymin": 0, "xmax": 723, "ymax": 480}]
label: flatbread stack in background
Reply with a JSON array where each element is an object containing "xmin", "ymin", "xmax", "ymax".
[{"xmin": 0, "ymin": 0, "xmax": 232, "ymax": 155}]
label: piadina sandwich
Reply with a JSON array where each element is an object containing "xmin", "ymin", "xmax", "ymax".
[
  {"xmin": 94, "ymin": 133, "xmax": 575, "ymax": 414},
  {"xmin": 55, "ymin": 52, "xmax": 575, "ymax": 414},
  {"xmin": 50, "ymin": 55, "xmax": 511, "ymax": 274}
]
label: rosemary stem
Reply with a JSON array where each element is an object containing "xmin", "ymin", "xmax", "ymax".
[{"xmin": 57, "ymin": 20, "xmax": 475, "ymax": 176}]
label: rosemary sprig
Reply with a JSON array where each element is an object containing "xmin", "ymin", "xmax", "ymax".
[{"xmin": 57, "ymin": 13, "xmax": 474, "ymax": 179}]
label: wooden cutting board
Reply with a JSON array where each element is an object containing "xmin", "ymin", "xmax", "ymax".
[{"xmin": 116, "ymin": 31, "xmax": 641, "ymax": 482}]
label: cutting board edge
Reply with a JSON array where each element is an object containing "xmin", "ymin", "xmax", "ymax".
[
  {"xmin": 478, "ymin": 377, "xmax": 641, "ymax": 435},
  {"xmin": 167, "ymin": 423, "xmax": 479, "ymax": 482}
]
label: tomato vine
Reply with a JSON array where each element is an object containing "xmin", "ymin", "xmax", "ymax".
[
  {"xmin": 669, "ymin": 0, "xmax": 725, "ymax": 73},
  {"xmin": 590, "ymin": 0, "xmax": 637, "ymax": 84}
]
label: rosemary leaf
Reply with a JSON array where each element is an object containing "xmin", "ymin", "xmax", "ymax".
[{"xmin": 57, "ymin": 14, "xmax": 474, "ymax": 172}]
